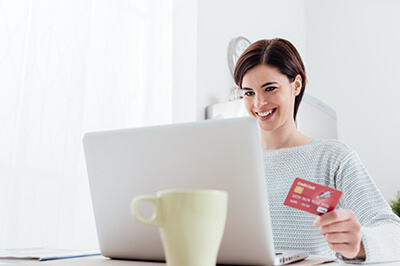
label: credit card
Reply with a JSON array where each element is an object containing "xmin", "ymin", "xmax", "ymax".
[{"xmin": 283, "ymin": 177, "xmax": 342, "ymax": 215}]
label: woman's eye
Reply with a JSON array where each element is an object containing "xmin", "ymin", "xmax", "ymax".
[
  {"xmin": 266, "ymin": 87, "xmax": 277, "ymax": 92},
  {"xmin": 244, "ymin": 91, "xmax": 254, "ymax": 97}
]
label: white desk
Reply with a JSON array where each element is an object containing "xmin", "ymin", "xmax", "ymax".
[
  {"xmin": 2, "ymin": 256, "xmax": 330, "ymax": 266},
  {"xmin": 2, "ymin": 255, "xmax": 400, "ymax": 266}
]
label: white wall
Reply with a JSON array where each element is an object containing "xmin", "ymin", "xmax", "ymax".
[
  {"xmin": 304, "ymin": 0, "xmax": 400, "ymax": 201},
  {"xmin": 171, "ymin": 0, "xmax": 197, "ymax": 123}
]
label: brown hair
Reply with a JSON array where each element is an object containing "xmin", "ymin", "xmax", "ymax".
[{"xmin": 233, "ymin": 38, "xmax": 307, "ymax": 121}]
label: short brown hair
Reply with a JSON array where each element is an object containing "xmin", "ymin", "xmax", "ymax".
[{"xmin": 234, "ymin": 38, "xmax": 307, "ymax": 121}]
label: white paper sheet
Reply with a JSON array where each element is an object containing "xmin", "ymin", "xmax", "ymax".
[{"xmin": 0, "ymin": 248, "xmax": 100, "ymax": 261}]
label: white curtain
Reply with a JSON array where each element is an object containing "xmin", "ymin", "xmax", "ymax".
[{"xmin": 0, "ymin": 0, "xmax": 172, "ymax": 249}]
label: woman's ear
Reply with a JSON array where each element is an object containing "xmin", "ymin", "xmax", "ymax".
[{"xmin": 293, "ymin": 74, "xmax": 302, "ymax": 96}]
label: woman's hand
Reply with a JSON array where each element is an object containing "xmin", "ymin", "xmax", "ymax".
[{"xmin": 314, "ymin": 209, "xmax": 365, "ymax": 259}]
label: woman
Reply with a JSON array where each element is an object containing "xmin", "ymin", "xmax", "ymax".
[{"xmin": 233, "ymin": 38, "xmax": 400, "ymax": 262}]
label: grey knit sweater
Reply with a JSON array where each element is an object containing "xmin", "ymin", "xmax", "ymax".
[{"xmin": 263, "ymin": 139, "xmax": 400, "ymax": 263}]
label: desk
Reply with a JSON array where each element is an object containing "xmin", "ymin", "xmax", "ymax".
[{"xmin": 2, "ymin": 256, "xmax": 400, "ymax": 266}]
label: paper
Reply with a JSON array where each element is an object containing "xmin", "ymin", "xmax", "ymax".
[
  {"xmin": 0, "ymin": 247, "xmax": 100, "ymax": 261},
  {"xmin": 291, "ymin": 256, "xmax": 337, "ymax": 265}
]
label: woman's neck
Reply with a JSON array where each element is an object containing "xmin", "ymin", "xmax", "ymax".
[{"xmin": 260, "ymin": 122, "xmax": 313, "ymax": 150}]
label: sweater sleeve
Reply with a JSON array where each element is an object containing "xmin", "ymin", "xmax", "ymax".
[{"xmin": 335, "ymin": 150, "xmax": 400, "ymax": 263}]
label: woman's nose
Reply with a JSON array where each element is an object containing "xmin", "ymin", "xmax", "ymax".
[{"xmin": 255, "ymin": 94, "xmax": 267, "ymax": 108}]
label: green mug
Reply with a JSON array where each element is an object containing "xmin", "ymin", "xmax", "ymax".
[{"xmin": 131, "ymin": 189, "xmax": 228, "ymax": 266}]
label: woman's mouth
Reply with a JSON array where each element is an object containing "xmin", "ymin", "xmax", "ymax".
[{"xmin": 255, "ymin": 108, "xmax": 276, "ymax": 119}]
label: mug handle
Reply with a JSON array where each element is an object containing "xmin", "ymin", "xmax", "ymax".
[{"xmin": 131, "ymin": 195, "xmax": 162, "ymax": 226}]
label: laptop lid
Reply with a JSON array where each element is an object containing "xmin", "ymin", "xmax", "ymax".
[{"xmin": 83, "ymin": 117, "xmax": 307, "ymax": 265}]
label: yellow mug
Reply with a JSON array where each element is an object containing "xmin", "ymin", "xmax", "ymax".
[{"xmin": 131, "ymin": 189, "xmax": 228, "ymax": 266}]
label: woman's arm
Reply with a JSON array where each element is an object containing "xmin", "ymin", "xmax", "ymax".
[{"xmin": 320, "ymin": 149, "xmax": 400, "ymax": 262}]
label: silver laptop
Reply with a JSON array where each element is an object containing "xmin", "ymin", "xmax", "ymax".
[{"xmin": 83, "ymin": 117, "xmax": 308, "ymax": 265}]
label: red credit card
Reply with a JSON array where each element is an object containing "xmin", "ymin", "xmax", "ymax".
[{"xmin": 284, "ymin": 177, "xmax": 342, "ymax": 215}]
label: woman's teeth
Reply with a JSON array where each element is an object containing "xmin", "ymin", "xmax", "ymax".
[{"xmin": 257, "ymin": 109, "xmax": 274, "ymax": 117}]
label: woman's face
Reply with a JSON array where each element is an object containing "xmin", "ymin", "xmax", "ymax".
[{"xmin": 241, "ymin": 64, "xmax": 301, "ymax": 133}]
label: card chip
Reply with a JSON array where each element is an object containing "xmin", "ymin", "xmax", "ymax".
[{"xmin": 294, "ymin": 186, "xmax": 304, "ymax": 194}]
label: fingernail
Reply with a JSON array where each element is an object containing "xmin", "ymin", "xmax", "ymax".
[{"xmin": 313, "ymin": 217, "xmax": 320, "ymax": 225}]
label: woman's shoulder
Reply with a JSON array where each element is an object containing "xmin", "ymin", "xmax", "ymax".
[
  {"xmin": 316, "ymin": 139, "xmax": 353, "ymax": 151},
  {"xmin": 316, "ymin": 139, "xmax": 351, "ymax": 149},
  {"xmin": 312, "ymin": 139, "xmax": 356, "ymax": 160}
]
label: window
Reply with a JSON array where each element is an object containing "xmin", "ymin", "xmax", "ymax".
[{"xmin": 0, "ymin": 0, "xmax": 172, "ymax": 249}]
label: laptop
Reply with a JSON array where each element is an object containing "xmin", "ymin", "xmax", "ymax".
[{"xmin": 83, "ymin": 117, "xmax": 309, "ymax": 265}]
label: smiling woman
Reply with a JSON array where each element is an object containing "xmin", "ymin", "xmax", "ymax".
[
  {"xmin": 233, "ymin": 38, "xmax": 400, "ymax": 263},
  {"xmin": 0, "ymin": 0, "xmax": 172, "ymax": 249}
]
